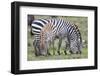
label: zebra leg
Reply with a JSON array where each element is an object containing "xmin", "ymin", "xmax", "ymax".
[
  {"xmin": 57, "ymin": 38, "xmax": 62, "ymax": 55},
  {"xmin": 52, "ymin": 40, "xmax": 55, "ymax": 55},
  {"xmin": 35, "ymin": 47, "xmax": 40, "ymax": 56},
  {"xmin": 34, "ymin": 45, "xmax": 40, "ymax": 56},
  {"xmin": 47, "ymin": 39, "xmax": 55, "ymax": 56},
  {"xmin": 47, "ymin": 48, "xmax": 51, "ymax": 56},
  {"xmin": 47, "ymin": 42, "xmax": 52, "ymax": 56},
  {"xmin": 64, "ymin": 42, "xmax": 68, "ymax": 55},
  {"xmin": 33, "ymin": 41, "xmax": 40, "ymax": 56},
  {"xmin": 76, "ymin": 50, "xmax": 82, "ymax": 54}
]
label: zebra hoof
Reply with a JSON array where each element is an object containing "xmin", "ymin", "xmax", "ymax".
[
  {"xmin": 69, "ymin": 51, "xmax": 73, "ymax": 54},
  {"xmin": 35, "ymin": 53, "xmax": 39, "ymax": 56},
  {"xmin": 57, "ymin": 51, "xmax": 61, "ymax": 55},
  {"xmin": 76, "ymin": 51, "xmax": 82, "ymax": 54},
  {"xmin": 64, "ymin": 51, "xmax": 67, "ymax": 55},
  {"xmin": 48, "ymin": 52, "xmax": 51, "ymax": 56}
]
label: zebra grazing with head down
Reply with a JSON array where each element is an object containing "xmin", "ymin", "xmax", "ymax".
[
  {"xmin": 31, "ymin": 19, "xmax": 51, "ymax": 56},
  {"xmin": 31, "ymin": 18, "xmax": 82, "ymax": 56}
]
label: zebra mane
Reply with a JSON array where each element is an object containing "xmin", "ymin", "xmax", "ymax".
[{"xmin": 74, "ymin": 24, "xmax": 82, "ymax": 41}]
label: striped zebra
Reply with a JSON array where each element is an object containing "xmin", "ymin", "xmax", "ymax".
[
  {"xmin": 31, "ymin": 19, "xmax": 51, "ymax": 56},
  {"xmin": 31, "ymin": 18, "xmax": 82, "ymax": 56}
]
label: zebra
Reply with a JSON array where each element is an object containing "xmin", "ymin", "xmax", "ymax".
[
  {"xmin": 31, "ymin": 19, "xmax": 62, "ymax": 56},
  {"xmin": 31, "ymin": 19, "xmax": 51, "ymax": 56},
  {"xmin": 31, "ymin": 18, "xmax": 82, "ymax": 56}
]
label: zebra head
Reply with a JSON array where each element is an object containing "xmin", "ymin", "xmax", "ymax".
[
  {"xmin": 68, "ymin": 24, "xmax": 82, "ymax": 54},
  {"xmin": 69, "ymin": 37, "xmax": 82, "ymax": 54},
  {"xmin": 38, "ymin": 32, "xmax": 51, "ymax": 56},
  {"xmin": 33, "ymin": 38, "xmax": 50, "ymax": 56},
  {"xmin": 70, "ymin": 42, "xmax": 80, "ymax": 54},
  {"xmin": 38, "ymin": 23, "xmax": 54, "ymax": 56}
]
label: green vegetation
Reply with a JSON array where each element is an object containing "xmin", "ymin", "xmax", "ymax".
[{"xmin": 27, "ymin": 16, "xmax": 88, "ymax": 61}]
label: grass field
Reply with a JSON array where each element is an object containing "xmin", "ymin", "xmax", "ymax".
[{"xmin": 27, "ymin": 15, "xmax": 88, "ymax": 61}]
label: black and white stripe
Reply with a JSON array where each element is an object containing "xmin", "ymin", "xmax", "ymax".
[{"xmin": 31, "ymin": 18, "xmax": 82, "ymax": 56}]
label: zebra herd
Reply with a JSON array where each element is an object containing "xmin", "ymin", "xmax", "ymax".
[{"xmin": 30, "ymin": 18, "xmax": 82, "ymax": 56}]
